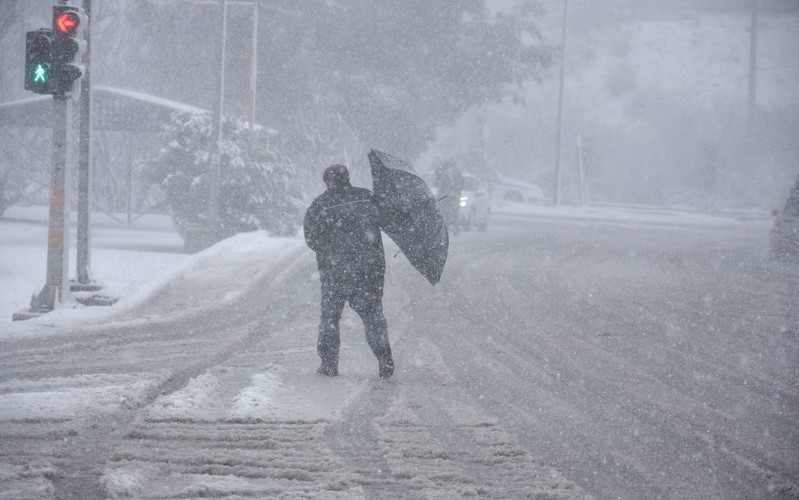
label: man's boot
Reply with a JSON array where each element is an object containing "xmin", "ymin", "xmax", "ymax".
[
  {"xmin": 317, "ymin": 364, "xmax": 338, "ymax": 377},
  {"xmin": 379, "ymin": 358, "xmax": 394, "ymax": 379},
  {"xmin": 376, "ymin": 346, "xmax": 394, "ymax": 379}
]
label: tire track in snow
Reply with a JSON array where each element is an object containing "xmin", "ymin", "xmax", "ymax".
[
  {"xmin": 418, "ymin": 223, "xmax": 799, "ymax": 499},
  {"xmin": 329, "ymin": 315, "xmax": 593, "ymax": 498},
  {"xmin": 97, "ymin": 252, "xmax": 386, "ymax": 498},
  {"xmin": 0, "ymin": 247, "xmax": 314, "ymax": 499}
]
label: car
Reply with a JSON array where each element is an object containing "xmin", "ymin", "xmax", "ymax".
[
  {"xmin": 770, "ymin": 175, "xmax": 799, "ymax": 262},
  {"xmin": 458, "ymin": 173, "xmax": 491, "ymax": 231},
  {"xmin": 492, "ymin": 174, "xmax": 545, "ymax": 203}
]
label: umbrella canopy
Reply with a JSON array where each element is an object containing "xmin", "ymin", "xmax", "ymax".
[{"xmin": 369, "ymin": 149, "xmax": 448, "ymax": 285}]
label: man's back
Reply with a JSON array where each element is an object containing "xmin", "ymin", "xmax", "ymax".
[{"xmin": 304, "ymin": 186, "xmax": 385, "ymax": 276}]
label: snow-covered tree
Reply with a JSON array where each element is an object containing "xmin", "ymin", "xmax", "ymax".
[
  {"xmin": 73, "ymin": 0, "xmax": 550, "ymax": 161},
  {"xmin": 144, "ymin": 112, "xmax": 304, "ymax": 240}
]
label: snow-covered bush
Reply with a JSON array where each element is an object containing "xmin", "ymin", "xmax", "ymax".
[{"xmin": 144, "ymin": 112, "xmax": 304, "ymax": 242}]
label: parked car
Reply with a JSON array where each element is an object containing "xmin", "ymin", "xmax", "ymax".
[
  {"xmin": 770, "ymin": 175, "xmax": 799, "ymax": 262},
  {"xmin": 492, "ymin": 174, "xmax": 545, "ymax": 203},
  {"xmin": 458, "ymin": 173, "xmax": 491, "ymax": 231}
]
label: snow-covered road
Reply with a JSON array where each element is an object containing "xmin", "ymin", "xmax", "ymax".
[
  {"xmin": 1, "ymin": 213, "xmax": 796, "ymax": 499},
  {"xmin": 413, "ymin": 219, "xmax": 798, "ymax": 499}
]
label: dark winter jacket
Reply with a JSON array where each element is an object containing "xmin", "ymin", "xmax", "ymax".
[{"xmin": 303, "ymin": 186, "xmax": 385, "ymax": 278}]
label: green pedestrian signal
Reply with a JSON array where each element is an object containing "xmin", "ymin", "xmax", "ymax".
[
  {"xmin": 25, "ymin": 29, "xmax": 53, "ymax": 94},
  {"xmin": 33, "ymin": 63, "xmax": 49, "ymax": 83}
]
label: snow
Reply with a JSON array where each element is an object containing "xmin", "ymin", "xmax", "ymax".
[
  {"xmin": 1, "ymin": 202, "xmax": 765, "ymax": 330},
  {"xmin": 0, "ymin": 205, "xmax": 303, "ymax": 337},
  {"xmin": 491, "ymin": 199, "xmax": 772, "ymax": 228},
  {"xmin": 0, "ymin": 202, "xmax": 786, "ymax": 498},
  {"xmin": 93, "ymin": 86, "xmax": 209, "ymax": 115},
  {"xmin": 0, "ymin": 372, "xmax": 167, "ymax": 421},
  {"xmin": 0, "ymin": 87, "xmax": 208, "ymax": 115}
]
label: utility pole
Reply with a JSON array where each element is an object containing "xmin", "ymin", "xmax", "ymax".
[
  {"xmin": 75, "ymin": 0, "xmax": 93, "ymax": 286},
  {"xmin": 553, "ymin": 0, "xmax": 568, "ymax": 205},
  {"xmin": 208, "ymin": 0, "xmax": 228, "ymax": 226},
  {"xmin": 747, "ymin": 0, "xmax": 759, "ymax": 120},
  {"xmin": 576, "ymin": 133, "xmax": 585, "ymax": 206},
  {"xmin": 249, "ymin": 0, "xmax": 259, "ymax": 151}
]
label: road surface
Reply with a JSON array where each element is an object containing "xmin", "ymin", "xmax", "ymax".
[{"xmin": 1, "ymin": 215, "xmax": 796, "ymax": 499}]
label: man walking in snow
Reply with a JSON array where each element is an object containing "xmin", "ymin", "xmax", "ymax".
[{"xmin": 303, "ymin": 164, "xmax": 395, "ymax": 379}]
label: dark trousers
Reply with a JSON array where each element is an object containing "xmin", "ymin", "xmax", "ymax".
[{"xmin": 318, "ymin": 269, "xmax": 391, "ymax": 369}]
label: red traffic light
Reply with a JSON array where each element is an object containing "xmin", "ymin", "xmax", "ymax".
[{"xmin": 54, "ymin": 11, "xmax": 80, "ymax": 36}]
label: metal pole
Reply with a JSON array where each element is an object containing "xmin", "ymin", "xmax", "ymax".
[
  {"xmin": 208, "ymin": 0, "xmax": 227, "ymax": 226},
  {"xmin": 14, "ymin": 95, "xmax": 72, "ymax": 320},
  {"xmin": 553, "ymin": 0, "xmax": 568, "ymax": 205},
  {"xmin": 41, "ymin": 97, "xmax": 72, "ymax": 310},
  {"xmin": 76, "ymin": 0, "xmax": 92, "ymax": 284},
  {"xmin": 747, "ymin": 0, "xmax": 759, "ymax": 120},
  {"xmin": 249, "ymin": 0, "xmax": 258, "ymax": 150},
  {"xmin": 576, "ymin": 133, "xmax": 585, "ymax": 206},
  {"xmin": 126, "ymin": 142, "xmax": 134, "ymax": 224}
]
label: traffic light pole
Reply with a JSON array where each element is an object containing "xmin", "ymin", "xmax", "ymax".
[
  {"xmin": 13, "ymin": 1, "xmax": 90, "ymax": 320},
  {"xmin": 747, "ymin": 0, "xmax": 759, "ymax": 120},
  {"xmin": 27, "ymin": 96, "xmax": 72, "ymax": 314},
  {"xmin": 75, "ymin": 0, "xmax": 92, "ymax": 285}
]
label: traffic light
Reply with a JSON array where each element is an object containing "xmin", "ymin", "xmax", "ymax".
[
  {"xmin": 51, "ymin": 5, "xmax": 86, "ymax": 96},
  {"xmin": 25, "ymin": 29, "xmax": 53, "ymax": 94}
]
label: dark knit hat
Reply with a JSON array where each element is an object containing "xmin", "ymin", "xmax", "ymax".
[{"xmin": 323, "ymin": 164, "xmax": 351, "ymax": 188}]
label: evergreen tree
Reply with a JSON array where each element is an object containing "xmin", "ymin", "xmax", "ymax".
[{"xmin": 144, "ymin": 112, "xmax": 304, "ymax": 239}]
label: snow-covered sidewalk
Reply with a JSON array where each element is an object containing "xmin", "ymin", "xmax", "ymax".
[{"xmin": 0, "ymin": 207, "xmax": 591, "ymax": 498}]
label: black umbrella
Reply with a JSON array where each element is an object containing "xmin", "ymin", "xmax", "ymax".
[{"xmin": 368, "ymin": 149, "xmax": 448, "ymax": 285}]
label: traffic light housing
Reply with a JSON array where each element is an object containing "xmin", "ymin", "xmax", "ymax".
[
  {"xmin": 50, "ymin": 5, "xmax": 86, "ymax": 96},
  {"xmin": 25, "ymin": 29, "xmax": 53, "ymax": 94}
]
